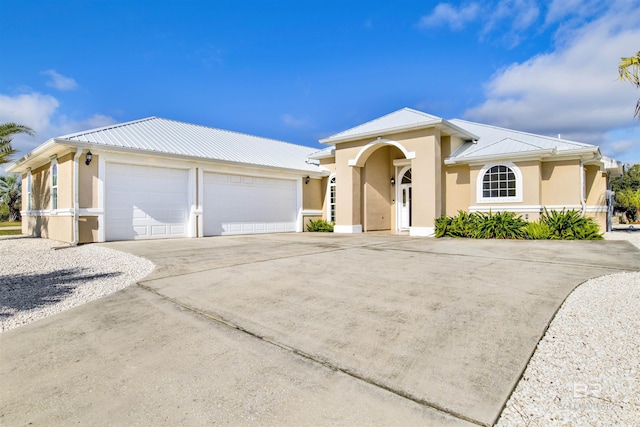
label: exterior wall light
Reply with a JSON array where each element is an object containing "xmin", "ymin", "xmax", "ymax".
[
  {"xmin": 85, "ymin": 151, "xmax": 93, "ymax": 166},
  {"xmin": 390, "ymin": 177, "xmax": 395, "ymax": 186},
  {"xmin": 305, "ymin": 176, "xmax": 310, "ymax": 184}
]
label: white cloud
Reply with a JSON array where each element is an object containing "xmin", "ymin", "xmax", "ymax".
[
  {"xmin": 0, "ymin": 92, "xmax": 59, "ymax": 133},
  {"xmin": 0, "ymin": 92, "xmax": 116, "ymax": 165},
  {"xmin": 545, "ymin": 0, "xmax": 605, "ymax": 25},
  {"xmin": 42, "ymin": 69, "xmax": 78, "ymax": 91},
  {"xmin": 464, "ymin": 6, "xmax": 640, "ymax": 161},
  {"xmin": 419, "ymin": 0, "xmax": 539, "ymax": 45},
  {"xmin": 283, "ymin": 114, "xmax": 308, "ymax": 127},
  {"xmin": 418, "ymin": 2, "xmax": 480, "ymax": 30}
]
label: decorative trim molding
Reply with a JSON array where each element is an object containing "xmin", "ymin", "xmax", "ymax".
[
  {"xmin": 410, "ymin": 226, "xmax": 435, "ymax": 237},
  {"xmin": 334, "ymin": 224, "xmax": 362, "ymax": 233},
  {"xmin": 469, "ymin": 204, "xmax": 607, "ymax": 213},
  {"xmin": 301, "ymin": 209, "xmax": 323, "ymax": 216}
]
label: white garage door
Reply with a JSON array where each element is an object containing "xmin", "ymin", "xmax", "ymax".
[
  {"xmin": 105, "ymin": 163, "xmax": 190, "ymax": 241},
  {"xmin": 203, "ymin": 172, "xmax": 297, "ymax": 236}
]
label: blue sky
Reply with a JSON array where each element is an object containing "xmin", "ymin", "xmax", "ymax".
[{"xmin": 1, "ymin": 0, "xmax": 639, "ymax": 173}]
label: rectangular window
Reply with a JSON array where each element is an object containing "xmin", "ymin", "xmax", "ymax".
[
  {"xmin": 27, "ymin": 172, "xmax": 32, "ymax": 211},
  {"xmin": 51, "ymin": 161, "xmax": 58, "ymax": 210}
]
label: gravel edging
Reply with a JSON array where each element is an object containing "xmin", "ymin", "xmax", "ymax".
[
  {"xmin": 0, "ymin": 236, "xmax": 154, "ymax": 333},
  {"xmin": 496, "ymin": 271, "xmax": 640, "ymax": 426}
]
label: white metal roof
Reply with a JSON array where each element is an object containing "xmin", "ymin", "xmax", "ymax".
[
  {"xmin": 320, "ymin": 108, "xmax": 477, "ymax": 143},
  {"xmin": 447, "ymin": 119, "xmax": 598, "ymax": 162},
  {"xmin": 55, "ymin": 117, "xmax": 322, "ymax": 173}
]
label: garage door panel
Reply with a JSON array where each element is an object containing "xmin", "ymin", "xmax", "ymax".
[
  {"xmin": 203, "ymin": 172, "xmax": 297, "ymax": 236},
  {"xmin": 106, "ymin": 163, "xmax": 190, "ymax": 241}
]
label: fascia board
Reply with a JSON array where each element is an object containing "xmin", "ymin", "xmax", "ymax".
[
  {"xmin": 60, "ymin": 140, "xmax": 329, "ymax": 177},
  {"xmin": 6, "ymin": 139, "xmax": 66, "ymax": 173},
  {"xmin": 444, "ymin": 148, "xmax": 556, "ymax": 165},
  {"xmin": 319, "ymin": 120, "xmax": 443, "ymax": 144},
  {"xmin": 437, "ymin": 120, "xmax": 480, "ymax": 141}
]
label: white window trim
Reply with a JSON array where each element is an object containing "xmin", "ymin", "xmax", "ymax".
[
  {"xmin": 327, "ymin": 173, "xmax": 336, "ymax": 223},
  {"xmin": 476, "ymin": 162, "xmax": 523, "ymax": 204},
  {"xmin": 50, "ymin": 158, "xmax": 59, "ymax": 211},
  {"xmin": 26, "ymin": 171, "xmax": 32, "ymax": 212}
]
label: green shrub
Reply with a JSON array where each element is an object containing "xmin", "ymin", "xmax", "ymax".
[
  {"xmin": 469, "ymin": 211, "xmax": 526, "ymax": 239},
  {"xmin": 435, "ymin": 210, "xmax": 525, "ymax": 239},
  {"xmin": 435, "ymin": 210, "xmax": 476, "ymax": 238},
  {"xmin": 540, "ymin": 208, "xmax": 603, "ymax": 240},
  {"xmin": 307, "ymin": 219, "xmax": 334, "ymax": 232},
  {"xmin": 436, "ymin": 208, "xmax": 602, "ymax": 240},
  {"xmin": 524, "ymin": 221, "xmax": 552, "ymax": 240}
]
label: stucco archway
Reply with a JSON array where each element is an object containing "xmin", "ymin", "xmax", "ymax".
[
  {"xmin": 348, "ymin": 138, "xmax": 415, "ymax": 167},
  {"xmin": 356, "ymin": 143, "xmax": 409, "ymax": 232}
]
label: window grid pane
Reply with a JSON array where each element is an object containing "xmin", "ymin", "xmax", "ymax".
[{"xmin": 482, "ymin": 165, "xmax": 517, "ymax": 199}]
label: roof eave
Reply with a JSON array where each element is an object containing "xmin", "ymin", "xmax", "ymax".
[
  {"xmin": 58, "ymin": 140, "xmax": 328, "ymax": 176},
  {"xmin": 307, "ymin": 147, "xmax": 336, "ymax": 161},
  {"xmin": 6, "ymin": 139, "xmax": 67, "ymax": 173},
  {"xmin": 444, "ymin": 146, "xmax": 600, "ymax": 166}
]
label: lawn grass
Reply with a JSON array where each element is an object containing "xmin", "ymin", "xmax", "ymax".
[
  {"xmin": 0, "ymin": 229, "xmax": 21, "ymax": 236},
  {"xmin": 0, "ymin": 221, "xmax": 21, "ymax": 227}
]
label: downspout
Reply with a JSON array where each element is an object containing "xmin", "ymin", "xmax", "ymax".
[{"xmin": 71, "ymin": 147, "xmax": 83, "ymax": 246}]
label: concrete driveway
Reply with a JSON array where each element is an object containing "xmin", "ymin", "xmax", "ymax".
[{"xmin": 1, "ymin": 234, "xmax": 638, "ymax": 426}]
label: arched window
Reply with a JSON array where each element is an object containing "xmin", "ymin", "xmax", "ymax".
[
  {"xmin": 477, "ymin": 163, "xmax": 522, "ymax": 203},
  {"xmin": 328, "ymin": 175, "xmax": 336, "ymax": 223}
]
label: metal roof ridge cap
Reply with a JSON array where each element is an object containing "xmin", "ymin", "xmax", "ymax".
[{"xmin": 59, "ymin": 117, "xmax": 158, "ymax": 140}]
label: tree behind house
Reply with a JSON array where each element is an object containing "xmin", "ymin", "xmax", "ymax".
[{"xmin": 0, "ymin": 174, "xmax": 22, "ymax": 222}]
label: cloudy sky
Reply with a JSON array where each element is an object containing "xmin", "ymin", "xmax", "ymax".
[{"xmin": 1, "ymin": 0, "xmax": 639, "ymax": 174}]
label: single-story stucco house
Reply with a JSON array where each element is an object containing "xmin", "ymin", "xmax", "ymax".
[{"xmin": 8, "ymin": 107, "xmax": 621, "ymax": 243}]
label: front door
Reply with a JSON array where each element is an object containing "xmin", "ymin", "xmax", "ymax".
[
  {"xmin": 400, "ymin": 184, "xmax": 412, "ymax": 229},
  {"xmin": 398, "ymin": 168, "xmax": 412, "ymax": 230}
]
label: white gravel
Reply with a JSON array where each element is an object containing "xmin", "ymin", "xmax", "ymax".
[
  {"xmin": 0, "ymin": 236, "xmax": 154, "ymax": 333},
  {"xmin": 497, "ymin": 231, "xmax": 640, "ymax": 426}
]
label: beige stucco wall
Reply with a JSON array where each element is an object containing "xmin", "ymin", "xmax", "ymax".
[
  {"xmin": 541, "ymin": 160, "xmax": 581, "ymax": 206},
  {"xmin": 443, "ymin": 165, "xmax": 470, "ymax": 216},
  {"xmin": 303, "ymin": 178, "xmax": 323, "ymax": 210},
  {"xmin": 57, "ymin": 153, "xmax": 74, "ymax": 209},
  {"xmin": 79, "ymin": 152, "xmax": 99, "ymax": 208},
  {"xmin": 362, "ymin": 146, "xmax": 393, "ymax": 230},
  {"xmin": 79, "ymin": 216, "xmax": 99, "ymax": 243},
  {"xmin": 23, "ymin": 215, "xmax": 73, "ymax": 242},
  {"xmin": 585, "ymin": 165, "xmax": 607, "ymax": 207},
  {"xmin": 29, "ymin": 163, "xmax": 51, "ymax": 210}
]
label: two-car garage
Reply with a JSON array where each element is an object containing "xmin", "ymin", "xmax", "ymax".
[{"xmin": 104, "ymin": 163, "xmax": 299, "ymax": 241}]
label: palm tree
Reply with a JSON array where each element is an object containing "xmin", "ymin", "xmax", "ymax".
[
  {"xmin": 0, "ymin": 122, "xmax": 35, "ymax": 165},
  {"xmin": 615, "ymin": 187, "xmax": 640, "ymax": 222},
  {"xmin": 619, "ymin": 51, "xmax": 640, "ymax": 118},
  {"xmin": 0, "ymin": 174, "xmax": 22, "ymax": 221}
]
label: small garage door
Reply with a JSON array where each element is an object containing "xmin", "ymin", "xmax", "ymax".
[
  {"xmin": 105, "ymin": 163, "xmax": 190, "ymax": 241},
  {"xmin": 203, "ymin": 172, "xmax": 297, "ymax": 236}
]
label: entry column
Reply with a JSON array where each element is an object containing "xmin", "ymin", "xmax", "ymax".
[{"xmin": 334, "ymin": 154, "xmax": 362, "ymax": 233}]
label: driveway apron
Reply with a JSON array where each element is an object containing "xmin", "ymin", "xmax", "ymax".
[{"xmin": 2, "ymin": 234, "xmax": 638, "ymax": 426}]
